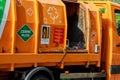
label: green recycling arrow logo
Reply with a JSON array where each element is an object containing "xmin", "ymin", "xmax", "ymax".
[{"xmin": 0, "ymin": 0, "xmax": 10, "ymax": 39}]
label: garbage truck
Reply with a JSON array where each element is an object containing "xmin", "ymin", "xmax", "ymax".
[{"xmin": 0, "ymin": 0, "xmax": 120, "ymax": 80}]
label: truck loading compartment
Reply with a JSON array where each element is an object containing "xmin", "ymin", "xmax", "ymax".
[{"xmin": 64, "ymin": 1, "xmax": 86, "ymax": 50}]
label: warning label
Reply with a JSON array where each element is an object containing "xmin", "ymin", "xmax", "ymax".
[
  {"xmin": 41, "ymin": 25, "xmax": 50, "ymax": 44},
  {"xmin": 53, "ymin": 28, "xmax": 64, "ymax": 44},
  {"xmin": 17, "ymin": 24, "xmax": 33, "ymax": 42}
]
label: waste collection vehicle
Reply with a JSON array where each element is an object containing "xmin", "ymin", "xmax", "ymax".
[{"xmin": 0, "ymin": 0, "xmax": 120, "ymax": 80}]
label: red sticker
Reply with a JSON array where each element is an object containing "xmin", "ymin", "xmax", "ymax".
[{"xmin": 53, "ymin": 28, "xmax": 64, "ymax": 44}]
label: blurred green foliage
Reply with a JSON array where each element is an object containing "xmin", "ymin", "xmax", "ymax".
[
  {"xmin": 112, "ymin": 0, "xmax": 120, "ymax": 4},
  {"xmin": 81, "ymin": 0, "xmax": 120, "ymax": 4},
  {"xmin": 99, "ymin": 8, "xmax": 106, "ymax": 13}
]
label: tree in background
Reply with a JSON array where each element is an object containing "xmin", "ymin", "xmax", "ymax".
[
  {"xmin": 82, "ymin": 0, "xmax": 120, "ymax": 4},
  {"xmin": 112, "ymin": 0, "xmax": 120, "ymax": 4}
]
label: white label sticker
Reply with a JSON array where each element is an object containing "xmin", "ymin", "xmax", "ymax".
[{"xmin": 41, "ymin": 25, "xmax": 50, "ymax": 44}]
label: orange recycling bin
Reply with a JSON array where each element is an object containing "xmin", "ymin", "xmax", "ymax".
[
  {"xmin": 38, "ymin": 0, "xmax": 67, "ymax": 52},
  {"xmin": 0, "ymin": 1, "xmax": 13, "ymax": 53}
]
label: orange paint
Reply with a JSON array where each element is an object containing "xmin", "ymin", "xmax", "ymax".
[{"xmin": 0, "ymin": 1, "xmax": 120, "ymax": 80}]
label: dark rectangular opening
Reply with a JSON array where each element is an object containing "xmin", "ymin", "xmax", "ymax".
[{"xmin": 63, "ymin": 1, "xmax": 86, "ymax": 50}]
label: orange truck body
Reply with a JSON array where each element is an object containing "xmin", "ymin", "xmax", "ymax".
[
  {"xmin": 94, "ymin": 2, "xmax": 120, "ymax": 80},
  {"xmin": 0, "ymin": 0, "xmax": 101, "ymax": 69},
  {"xmin": 0, "ymin": 0, "xmax": 120, "ymax": 80}
]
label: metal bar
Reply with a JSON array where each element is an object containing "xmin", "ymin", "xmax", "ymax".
[{"xmin": 60, "ymin": 72, "xmax": 106, "ymax": 79}]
